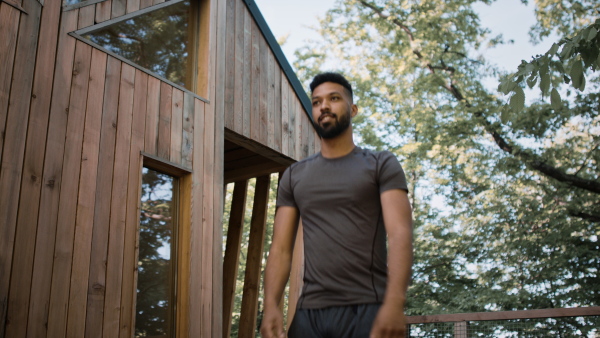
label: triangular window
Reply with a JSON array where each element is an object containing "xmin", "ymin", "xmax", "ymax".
[{"xmin": 75, "ymin": 0, "xmax": 199, "ymax": 92}]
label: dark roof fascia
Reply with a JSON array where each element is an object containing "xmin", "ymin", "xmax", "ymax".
[{"xmin": 242, "ymin": 0, "xmax": 314, "ymax": 123}]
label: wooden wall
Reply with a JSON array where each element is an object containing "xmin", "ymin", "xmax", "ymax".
[
  {"xmin": 222, "ymin": 0, "xmax": 319, "ymax": 161},
  {"xmin": 1, "ymin": 0, "xmax": 316, "ymax": 336}
]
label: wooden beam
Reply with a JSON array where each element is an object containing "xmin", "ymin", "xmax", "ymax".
[
  {"xmin": 225, "ymin": 129, "xmax": 295, "ymax": 166},
  {"xmin": 222, "ymin": 180, "xmax": 249, "ymax": 338},
  {"xmin": 406, "ymin": 306, "xmax": 600, "ymax": 324},
  {"xmin": 239, "ymin": 175, "xmax": 271, "ymax": 338},
  {"xmin": 224, "ymin": 162, "xmax": 286, "ymax": 185}
]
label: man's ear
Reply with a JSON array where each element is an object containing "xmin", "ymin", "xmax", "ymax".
[{"xmin": 351, "ymin": 104, "xmax": 358, "ymax": 117}]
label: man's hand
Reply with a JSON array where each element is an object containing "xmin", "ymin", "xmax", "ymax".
[
  {"xmin": 260, "ymin": 306, "xmax": 286, "ymax": 338},
  {"xmin": 370, "ymin": 303, "xmax": 407, "ymax": 338}
]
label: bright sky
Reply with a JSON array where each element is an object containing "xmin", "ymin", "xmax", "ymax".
[{"xmin": 253, "ymin": 0, "xmax": 556, "ymax": 72}]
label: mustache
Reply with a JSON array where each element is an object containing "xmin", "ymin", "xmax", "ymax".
[{"xmin": 318, "ymin": 113, "xmax": 336, "ymax": 123}]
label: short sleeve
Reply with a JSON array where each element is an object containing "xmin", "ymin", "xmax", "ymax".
[
  {"xmin": 377, "ymin": 151, "xmax": 408, "ymax": 193},
  {"xmin": 276, "ymin": 166, "xmax": 297, "ymax": 208}
]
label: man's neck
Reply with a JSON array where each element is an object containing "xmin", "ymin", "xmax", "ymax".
[{"xmin": 319, "ymin": 129, "xmax": 356, "ymax": 159}]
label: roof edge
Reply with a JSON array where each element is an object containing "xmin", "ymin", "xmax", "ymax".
[{"xmin": 242, "ymin": 0, "xmax": 314, "ymax": 123}]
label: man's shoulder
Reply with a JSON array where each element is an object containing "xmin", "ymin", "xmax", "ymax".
[
  {"xmin": 355, "ymin": 147, "xmax": 397, "ymax": 162},
  {"xmin": 287, "ymin": 152, "xmax": 321, "ymax": 172}
]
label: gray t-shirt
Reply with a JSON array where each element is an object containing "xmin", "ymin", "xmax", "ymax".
[{"xmin": 277, "ymin": 147, "xmax": 408, "ymax": 309}]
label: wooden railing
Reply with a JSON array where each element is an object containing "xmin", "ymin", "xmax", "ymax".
[{"xmin": 406, "ymin": 306, "xmax": 600, "ymax": 337}]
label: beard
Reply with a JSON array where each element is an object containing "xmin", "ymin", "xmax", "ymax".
[{"xmin": 314, "ymin": 108, "xmax": 352, "ymax": 139}]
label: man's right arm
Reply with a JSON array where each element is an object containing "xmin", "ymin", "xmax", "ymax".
[{"xmin": 260, "ymin": 206, "xmax": 300, "ymax": 338}]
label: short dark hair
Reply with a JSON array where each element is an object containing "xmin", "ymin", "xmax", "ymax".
[{"xmin": 310, "ymin": 72, "xmax": 353, "ymax": 101}]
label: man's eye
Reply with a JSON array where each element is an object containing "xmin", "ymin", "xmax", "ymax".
[{"xmin": 312, "ymin": 101, "xmax": 319, "ymax": 106}]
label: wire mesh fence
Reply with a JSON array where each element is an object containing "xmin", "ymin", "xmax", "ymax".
[{"xmin": 407, "ymin": 313, "xmax": 600, "ymax": 337}]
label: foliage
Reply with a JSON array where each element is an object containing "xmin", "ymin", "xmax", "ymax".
[
  {"xmin": 292, "ymin": 0, "xmax": 599, "ymax": 334},
  {"xmin": 499, "ymin": 18, "xmax": 600, "ymax": 113}
]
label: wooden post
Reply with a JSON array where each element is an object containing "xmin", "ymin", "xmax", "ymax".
[
  {"xmin": 222, "ymin": 180, "xmax": 249, "ymax": 338},
  {"xmin": 239, "ymin": 175, "xmax": 271, "ymax": 338},
  {"xmin": 454, "ymin": 321, "xmax": 468, "ymax": 338}
]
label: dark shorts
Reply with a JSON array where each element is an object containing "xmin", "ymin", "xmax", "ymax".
[{"xmin": 287, "ymin": 303, "xmax": 381, "ymax": 338}]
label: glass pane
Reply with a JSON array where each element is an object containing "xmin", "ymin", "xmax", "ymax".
[
  {"xmin": 136, "ymin": 168, "xmax": 176, "ymax": 338},
  {"xmin": 83, "ymin": 0, "xmax": 195, "ymax": 89}
]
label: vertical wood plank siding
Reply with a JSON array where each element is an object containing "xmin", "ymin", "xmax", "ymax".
[
  {"xmin": 1, "ymin": 0, "xmax": 42, "ymax": 336},
  {"xmin": 0, "ymin": 0, "xmax": 316, "ymax": 336},
  {"xmin": 222, "ymin": 0, "xmax": 318, "ymax": 159}
]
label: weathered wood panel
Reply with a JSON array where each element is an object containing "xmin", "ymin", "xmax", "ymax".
[
  {"xmin": 281, "ymin": 74, "xmax": 290, "ymax": 155},
  {"xmin": 267, "ymin": 49, "xmax": 275, "ymax": 150},
  {"xmin": 224, "ymin": 0, "xmax": 236, "ymax": 129},
  {"xmin": 95, "ymin": 0, "xmax": 111, "ymax": 23},
  {"xmin": 171, "ymin": 88, "xmax": 184, "ymax": 164},
  {"xmin": 182, "ymin": 92, "xmax": 195, "ymax": 168},
  {"xmin": 102, "ymin": 63, "xmax": 135, "ymax": 338},
  {"xmin": 144, "ymin": 76, "xmax": 161, "ymax": 155},
  {"xmin": 221, "ymin": 1, "xmax": 318, "ymax": 162},
  {"xmin": 242, "ymin": 7, "xmax": 251, "ymax": 138},
  {"xmin": 27, "ymin": 9, "xmax": 79, "ymax": 338},
  {"xmin": 158, "ymin": 81, "xmax": 173, "ymax": 160},
  {"xmin": 0, "ymin": 4, "xmax": 20, "ymax": 164},
  {"xmin": 213, "ymin": 0, "xmax": 227, "ymax": 334},
  {"xmin": 119, "ymin": 69, "xmax": 148, "ymax": 338},
  {"xmin": 189, "ymin": 99, "xmax": 205, "ymax": 338},
  {"xmin": 66, "ymin": 47, "xmax": 107, "ymax": 338},
  {"xmin": 47, "ymin": 39, "xmax": 93, "ymax": 338},
  {"xmin": 23, "ymin": 0, "xmax": 63, "ymax": 335},
  {"xmin": 111, "ymin": 0, "xmax": 126, "ymax": 19},
  {"xmin": 232, "ymin": 0, "xmax": 243, "ymax": 133},
  {"xmin": 85, "ymin": 55, "xmax": 122, "ymax": 338},
  {"xmin": 1, "ymin": 0, "xmax": 42, "ymax": 336},
  {"xmin": 78, "ymin": 1, "xmax": 95, "ymax": 28}
]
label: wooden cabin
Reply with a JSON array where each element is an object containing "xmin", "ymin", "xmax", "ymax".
[{"xmin": 0, "ymin": 0, "xmax": 317, "ymax": 336}]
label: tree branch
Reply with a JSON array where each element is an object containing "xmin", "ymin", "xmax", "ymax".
[
  {"xmin": 569, "ymin": 211, "xmax": 600, "ymax": 223},
  {"xmin": 358, "ymin": 0, "xmax": 600, "ymax": 195}
]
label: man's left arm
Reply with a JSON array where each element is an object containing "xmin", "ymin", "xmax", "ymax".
[{"xmin": 371, "ymin": 188, "xmax": 413, "ymax": 338}]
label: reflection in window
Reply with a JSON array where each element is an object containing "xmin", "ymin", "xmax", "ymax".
[
  {"xmin": 136, "ymin": 168, "xmax": 177, "ymax": 338},
  {"xmin": 82, "ymin": 0, "xmax": 196, "ymax": 90},
  {"xmin": 63, "ymin": 0, "xmax": 107, "ymax": 8}
]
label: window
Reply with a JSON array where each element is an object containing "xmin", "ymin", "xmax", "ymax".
[
  {"xmin": 80, "ymin": 0, "xmax": 199, "ymax": 91},
  {"xmin": 137, "ymin": 167, "xmax": 178, "ymax": 338}
]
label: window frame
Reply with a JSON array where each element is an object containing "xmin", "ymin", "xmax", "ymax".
[
  {"xmin": 136, "ymin": 153, "xmax": 193, "ymax": 338},
  {"xmin": 69, "ymin": 0, "xmax": 209, "ymax": 103}
]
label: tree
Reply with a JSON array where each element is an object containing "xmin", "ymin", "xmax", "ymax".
[{"xmin": 293, "ymin": 0, "xmax": 599, "ymax": 334}]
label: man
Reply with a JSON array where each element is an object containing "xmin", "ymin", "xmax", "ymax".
[{"xmin": 260, "ymin": 72, "xmax": 413, "ymax": 338}]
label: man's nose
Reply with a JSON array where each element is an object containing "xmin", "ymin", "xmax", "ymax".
[{"xmin": 320, "ymin": 99, "xmax": 331, "ymax": 112}]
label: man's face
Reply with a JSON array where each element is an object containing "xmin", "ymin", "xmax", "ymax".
[{"xmin": 311, "ymin": 82, "xmax": 356, "ymax": 139}]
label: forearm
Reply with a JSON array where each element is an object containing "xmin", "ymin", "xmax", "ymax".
[
  {"xmin": 384, "ymin": 228, "xmax": 413, "ymax": 308},
  {"xmin": 263, "ymin": 247, "xmax": 293, "ymax": 310},
  {"xmin": 262, "ymin": 206, "xmax": 299, "ymax": 310},
  {"xmin": 380, "ymin": 189, "xmax": 414, "ymax": 309}
]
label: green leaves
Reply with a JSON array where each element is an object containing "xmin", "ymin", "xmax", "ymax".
[
  {"xmin": 550, "ymin": 87, "xmax": 562, "ymax": 110},
  {"xmin": 499, "ymin": 19, "xmax": 599, "ymax": 115},
  {"xmin": 509, "ymin": 86, "xmax": 525, "ymax": 113},
  {"xmin": 569, "ymin": 58, "xmax": 585, "ymax": 91}
]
